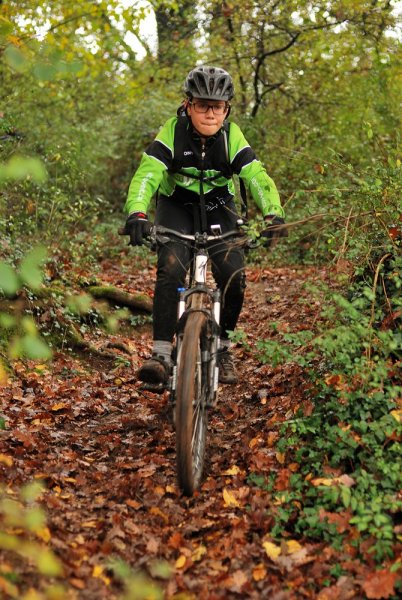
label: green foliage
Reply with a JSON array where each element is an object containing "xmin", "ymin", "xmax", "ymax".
[
  {"xmin": 109, "ymin": 558, "xmax": 164, "ymax": 600},
  {"xmin": 250, "ymin": 248, "xmax": 401, "ymax": 561},
  {"xmin": 0, "ymin": 481, "xmax": 66, "ymax": 598},
  {"xmin": 0, "ymin": 155, "xmax": 47, "ymax": 184},
  {"xmin": 0, "ymin": 246, "xmax": 47, "ymax": 296},
  {"xmin": 0, "ymin": 247, "xmax": 52, "ymax": 370}
]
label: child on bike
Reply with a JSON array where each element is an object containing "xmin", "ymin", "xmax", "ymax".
[{"xmin": 123, "ymin": 65, "xmax": 286, "ymax": 386}]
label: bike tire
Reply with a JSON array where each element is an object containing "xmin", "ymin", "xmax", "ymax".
[{"xmin": 175, "ymin": 311, "xmax": 209, "ymax": 496}]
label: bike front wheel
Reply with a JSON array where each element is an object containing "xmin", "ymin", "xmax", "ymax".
[{"xmin": 175, "ymin": 311, "xmax": 210, "ymax": 496}]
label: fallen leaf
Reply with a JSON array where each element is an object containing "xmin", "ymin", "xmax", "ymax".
[
  {"xmin": 93, "ymin": 565, "xmax": 111, "ymax": 585},
  {"xmin": 81, "ymin": 520, "xmax": 98, "ymax": 528},
  {"xmin": 311, "ymin": 477, "xmax": 333, "ymax": 486},
  {"xmin": 231, "ymin": 569, "xmax": 248, "ymax": 590},
  {"xmin": 137, "ymin": 464, "xmax": 157, "ymax": 478},
  {"xmin": 311, "ymin": 474, "xmax": 355, "ymax": 487},
  {"xmin": 362, "ymin": 569, "xmax": 398, "ymax": 599},
  {"xmin": 0, "ymin": 454, "xmax": 13, "ymax": 467},
  {"xmin": 252, "ymin": 563, "xmax": 267, "ymax": 581},
  {"xmin": 146, "ymin": 536, "xmax": 159, "ymax": 554},
  {"xmin": 175, "ymin": 555, "xmax": 187, "ymax": 569},
  {"xmin": 276, "ymin": 452, "xmax": 286, "ymax": 464},
  {"xmin": 325, "ymin": 373, "xmax": 346, "ymax": 390},
  {"xmin": 51, "ymin": 402, "xmax": 69, "ymax": 411},
  {"xmin": 70, "ymin": 578, "xmax": 86, "ymax": 590},
  {"xmin": 286, "ymin": 540, "xmax": 303, "ymax": 554},
  {"xmin": 149, "ymin": 506, "xmax": 169, "ymax": 523},
  {"xmin": 36, "ymin": 526, "xmax": 51, "ymax": 543},
  {"xmin": 192, "ymin": 544, "xmax": 207, "ymax": 562},
  {"xmin": 223, "ymin": 465, "xmax": 241, "ymax": 476},
  {"xmin": 126, "ymin": 499, "xmax": 141, "ymax": 510},
  {"xmin": 267, "ymin": 431, "xmax": 279, "ymax": 447},
  {"xmin": 390, "ymin": 409, "xmax": 402, "ymax": 423},
  {"xmin": 222, "ymin": 487, "xmax": 240, "ymax": 508},
  {"xmin": 336, "ymin": 474, "xmax": 355, "ymax": 487},
  {"xmin": 277, "ymin": 548, "xmax": 312, "ymax": 571},
  {"xmin": 263, "ymin": 541, "xmax": 281, "ymax": 560}
]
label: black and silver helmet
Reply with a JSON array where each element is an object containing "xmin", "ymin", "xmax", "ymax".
[{"xmin": 184, "ymin": 66, "xmax": 234, "ymax": 101}]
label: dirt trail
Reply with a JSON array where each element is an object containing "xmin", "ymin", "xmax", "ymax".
[{"xmin": 1, "ymin": 262, "xmax": 335, "ymax": 599}]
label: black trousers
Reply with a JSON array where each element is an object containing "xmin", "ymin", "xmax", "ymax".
[{"xmin": 152, "ymin": 195, "xmax": 246, "ymax": 342}]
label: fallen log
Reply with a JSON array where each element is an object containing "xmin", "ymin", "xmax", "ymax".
[{"xmin": 87, "ymin": 285, "xmax": 152, "ymax": 313}]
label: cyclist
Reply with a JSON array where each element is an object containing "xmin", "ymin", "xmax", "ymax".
[{"xmin": 123, "ymin": 65, "xmax": 286, "ymax": 386}]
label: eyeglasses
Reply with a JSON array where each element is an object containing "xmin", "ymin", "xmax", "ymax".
[{"xmin": 189, "ymin": 101, "xmax": 229, "ymax": 115}]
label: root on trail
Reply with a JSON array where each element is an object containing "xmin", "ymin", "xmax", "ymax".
[{"xmin": 87, "ymin": 285, "xmax": 152, "ymax": 313}]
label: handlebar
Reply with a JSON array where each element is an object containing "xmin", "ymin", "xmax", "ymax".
[{"xmin": 118, "ymin": 221, "xmax": 258, "ymax": 249}]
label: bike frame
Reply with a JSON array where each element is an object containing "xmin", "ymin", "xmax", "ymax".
[{"xmin": 152, "ymin": 225, "xmax": 239, "ymax": 407}]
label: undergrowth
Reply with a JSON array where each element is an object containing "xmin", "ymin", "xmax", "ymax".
[{"xmin": 250, "ymin": 227, "xmax": 401, "ymax": 565}]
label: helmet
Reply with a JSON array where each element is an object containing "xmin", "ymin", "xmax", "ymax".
[{"xmin": 184, "ymin": 66, "xmax": 234, "ymax": 101}]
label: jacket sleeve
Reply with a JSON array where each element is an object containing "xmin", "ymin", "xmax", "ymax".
[
  {"xmin": 229, "ymin": 122, "xmax": 284, "ymax": 218},
  {"xmin": 124, "ymin": 118, "xmax": 176, "ymax": 215}
]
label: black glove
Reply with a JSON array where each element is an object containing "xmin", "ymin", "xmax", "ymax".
[
  {"xmin": 124, "ymin": 212, "xmax": 152, "ymax": 246},
  {"xmin": 261, "ymin": 216, "xmax": 288, "ymax": 248}
]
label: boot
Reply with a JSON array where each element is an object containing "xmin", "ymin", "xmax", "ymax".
[
  {"xmin": 218, "ymin": 349, "xmax": 238, "ymax": 384},
  {"xmin": 137, "ymin": 355, "xmax": 171, "ymax": 385}
]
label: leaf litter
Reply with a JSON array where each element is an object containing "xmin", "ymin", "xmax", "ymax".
[{"xmin": 1, "ymin": 258, "xmax": 400, "ymax": 599}]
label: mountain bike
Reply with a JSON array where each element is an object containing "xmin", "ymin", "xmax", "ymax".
[{"xmin": 147, "ymin": 222, "xmax": 250, "ymax": 495}]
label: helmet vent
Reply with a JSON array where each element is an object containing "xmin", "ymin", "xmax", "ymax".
[{"xmin": 184, "ymin": 66, "xmax": 234, "ymax": 101}]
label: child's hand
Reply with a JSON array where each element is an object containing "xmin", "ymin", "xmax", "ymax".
[
  {"xmin": 124, "ymin": 212, "xmax": 152, "ymax": 246},
  {"xmin": 261, "ymin": 216, "xmax": 288, "ymax": 248}
]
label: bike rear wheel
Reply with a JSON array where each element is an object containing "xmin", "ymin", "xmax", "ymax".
[{"xmin": 175, "ymin": 311, "xmax": 209, "ymax": 495}]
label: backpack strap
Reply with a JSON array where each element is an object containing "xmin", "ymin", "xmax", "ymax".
[
  {"xmin": 171, "ymin": 115, "xmax": 189, "ymax": 173},
  {"xmin": 171, "ymin": 117, "xmax": 248, "ymax": 220}
]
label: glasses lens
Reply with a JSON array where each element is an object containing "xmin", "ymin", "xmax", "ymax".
[
  {"xmin": 212, "ymin": 104, "xmax": 226, "ymax": 114},
  {"xmin": 192, "ymin": 102, "xmax": 227, "ymax": 114}
]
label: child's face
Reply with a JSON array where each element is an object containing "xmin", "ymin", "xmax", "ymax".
[{"xmin": 187, "ymin": 98, "xmax": 229, "ymax": 137}]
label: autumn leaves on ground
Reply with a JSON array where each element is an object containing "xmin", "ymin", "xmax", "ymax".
[{"xmin": 0, "ymin": 246, "xmax": 400, "ymax": 600}]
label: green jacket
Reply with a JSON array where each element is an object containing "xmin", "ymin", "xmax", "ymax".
[{"xmin": 125, "ymin": 116, "xmax": 284, "ymax": 218}]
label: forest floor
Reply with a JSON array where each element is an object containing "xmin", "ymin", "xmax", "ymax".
[{"xmin": 0, "ymin": 246, "xmax": 398, "ymax": 599}]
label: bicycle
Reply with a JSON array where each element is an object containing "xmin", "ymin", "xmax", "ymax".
[
  {"xmin": 120, "ymin": 219, "xmax": 284, "ymax": 495},
  {"xmin": 146, "ymin": 222, "xmax": 251, "ymax": 495}
]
